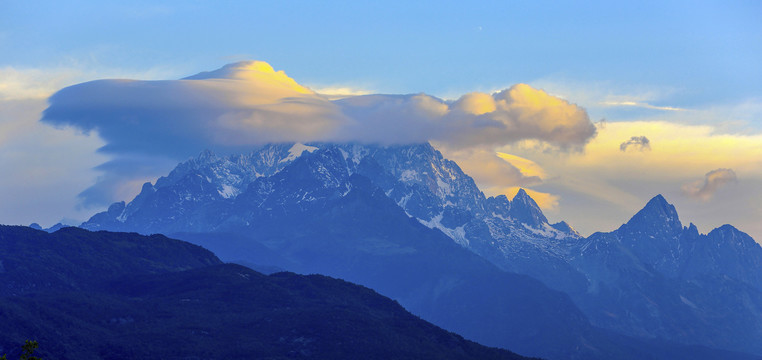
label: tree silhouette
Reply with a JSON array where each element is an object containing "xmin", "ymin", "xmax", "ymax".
[{"xmin": 0, "ymin": 340, "xmax": 41, "ymax": 360}]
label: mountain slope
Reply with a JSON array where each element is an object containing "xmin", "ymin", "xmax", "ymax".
[
  {"xmin": 0, "ymin": 226, "xmax": 532, "ymax": 360},
  {"xmin": 0, "ymin": 225, "xmax": 220, "ymax": 296}
]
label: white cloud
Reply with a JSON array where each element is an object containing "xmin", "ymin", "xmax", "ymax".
[
  {"xmin": 600, "ymin": 100, "xmax": 687, "ymax": 112},
  {"xmin": 0, "ymin": 67, "xmax": 84, "ymax": 100},
  {"xmin": 308, "ymin": 85, "xmax": 374, "ymax": 100},
  {"xmin": 0, "ymin": 64, "xmax": 180, "ymax": 101}
]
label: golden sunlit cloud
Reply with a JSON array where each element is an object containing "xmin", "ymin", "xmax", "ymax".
[
  {"xmin": 434, "ymin": 145, "xmax": 555, "ymax": 210},
  {"xmin": 496, "ymin": 152, "xmax": 547, "ymax": 179},
  {"xmin": 41, "ymin": 61, "xmax": 598, "ymax": 209},
  {"xmin": 453, "ymin": 92, "xmax": 497, "ymax": 115},
  {"xmin": 496, "ymin": 120, "xmax": 762, "ymax": 236},
  {"xmin": 507, "ymin": 121, "xmax": 762, "ymax": 179}
]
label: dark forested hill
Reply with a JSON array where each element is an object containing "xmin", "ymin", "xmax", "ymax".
[{"xmin": 0, "ymin": 226, "xmax": 531, "ymax": 360}]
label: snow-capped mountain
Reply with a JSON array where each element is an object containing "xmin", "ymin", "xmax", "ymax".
[
  {"xmin": 82, "ymin": 143, "xmax": 315, "ymax": 233},
  {"xmin": 83, "ymin": 142, "xmax": 579, "ymax": 272},
  {"xmin": 81, "ymin": 141, "xmax": 762, "ymax": 357},
  {"xmin": 326, "ymin": 143, "xmax": 585, "ymax": 292},
  {"xmin": 85, "ymin": 142, "xmax": 610, "ymax": 359}
]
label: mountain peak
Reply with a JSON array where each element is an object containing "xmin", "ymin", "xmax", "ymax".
[
  {"xmin": 513, "ymin": 188, "xmax": 530, "ymax": 200},
  {"xmin": 642, "ymin": 194, "xmax": 677, "ymax": 218},
  {"xmin": 509, "ymin": 188, "xmax": 548, "ymax": 227},
  {"xmin": 623, "ymin": 194, "xmax": 682, "ymax": 235},
  {"xmin": 648, "ymin": 193, "xmax": 668, "ymax": 205},
  {"xmin": 198, "ymin": 148, "xmax": 216, "ymax": 161}
]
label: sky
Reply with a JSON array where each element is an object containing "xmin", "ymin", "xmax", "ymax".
[{"xmin": 1, "ymin": 1, "xmax": 761, "ymax": 240}]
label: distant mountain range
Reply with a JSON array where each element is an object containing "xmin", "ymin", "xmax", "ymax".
[
  {"xmin": 77, "ymin": 142, "xmax": 762, "ymax": 359},
  {"xmin": 0, "ymin": 225, "xmax": 532, "ymax": 360}
]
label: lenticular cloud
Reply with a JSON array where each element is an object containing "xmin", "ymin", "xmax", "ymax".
[
  {"xmin": 40, "ymin": 60, "xmax": 598, "ymax": 206},
  {"xmin": 43, "ymin": 60, "xmax": 596, "ymax": 157},
  {"xmin": 42, "ymin": 61, "xmax": 346, "ymax": 158}
]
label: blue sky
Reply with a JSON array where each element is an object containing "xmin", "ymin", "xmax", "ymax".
[
  {"xmin": 3, "ymin": 1, "xmax": 760, "ymax": 102},
  {"xmin": 1, "ymin": 1, "xmax": 761, "ymax": 239}
]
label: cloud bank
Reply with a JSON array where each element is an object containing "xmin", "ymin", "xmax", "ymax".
[
  {"xmin": 40, "ymin": 61, "xmax": 597, "ymax": 207},
  {"xmin": 43, "ymin": 61, "xmax": 596, "ymax": 155}
]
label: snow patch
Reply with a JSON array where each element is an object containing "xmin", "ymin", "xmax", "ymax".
[
  {"xmin": 522, "ymin": 223, "xmax": 570, "ymax": 240},
  {"xmin": 218, "ymin": 184, "xmax": 239, "ymax": 199},
  {"xmin": 400, "ymin": 170, "xmax": 418, "ymax": 182},
  {"xmin": 436, "ymin": 178, "xmax": 452, "ymax": 196},
  {"xmin": 397, "ymin": 193, "xmax": 413, "ymax": 208},
  {"xmin": 280, "ymin": 143, "xmax": 318, "ymax": 163},
  {"xmin": 418, "ymin": 213, "xmax": 470, "ymax": 247},
  {"xmin": 341, "ymin": 183, "xmax": 353, "ymax": 197}
]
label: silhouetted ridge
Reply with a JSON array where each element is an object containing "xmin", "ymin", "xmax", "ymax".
[{"xmin": 0, "ymin": 226, "xmax": 532, "ymax": 360}]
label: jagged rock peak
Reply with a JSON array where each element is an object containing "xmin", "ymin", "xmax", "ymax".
[
  {"xmin": 685, "ymin": 222, "xmax": 700, "ymax": 237},
  {"xmin": 509, "ymin": 188, "xmax": 548, "ymax": 227},
  {"xmin": 624, "ymin": 194, "xmax": 682, "ymax": 234},
  {"xmin": 513, "ymin": 188, "xmax": 530, "ymax": 201}
]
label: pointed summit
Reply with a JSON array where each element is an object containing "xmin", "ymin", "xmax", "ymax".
[
  {"xmin": 623, "ymin": 194, "xmax": 682, "ymax": 236},
  {"xmin": 509, "ymin": 189, "xmax": 548, "ymax": 228},
  {"xmin": 513, "ymin": 188, "xmax": 530, "ymax": 200},
  {"xmin": 198, "ymin": 149, "xmax": 216, "ymax": 161}
]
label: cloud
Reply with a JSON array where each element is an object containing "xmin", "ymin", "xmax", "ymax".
[
  {"xmin": 682, "ymin": 168, "xmax": 738, "ymax": 201},
  {"xmin": 309, "ymin": 85, "xmax": 373, "ymax": 100},
  {"xmin": 42, "ymin": 61, "xmax": 347, "ymax": 159},
  {"xmin": 337, "ymin": 83, "xmax": 597, "ymax": 149},
  {"xmin": 600, "ymin": 100, "xmax": 686, "ymax": 112},
  {"xmin": 77, "ymin": 156, "xmax": 180, "ymax": 208},
  {"xmin": 619, "ymin": 136, "xmax": 651, "ymax": 152},
  {"xmin": 44, "ymin": 61, "xmax": 597, "ymax": 155},
  {"xmin": 496, "ymin": 152, "xmax": 547, "ymax": 180},
  {"xmin": 0, "ymin": 64, "xmax": 178, "ymax": 101},
  {"xmin": 452, "ymin": 92, "xmax": 497, "ymax": 115},
  {"xmin": 39, "ymin": 61, "xmax": 598, "ymax": 207},
  {"xmin": 0, "ymin": 67, "xmax": 84, "ymax": 100},
  {"xmin": 0, "ymin": 98, "xmax": 106, "ymax": 226},
  {"xmin": 497, "ymin": 120, "xmax": 762, "ymax": 238},
  {"xmin": 433, "ymin": 145, "xmax": 556, "ymax": 209},
  {"xmin": 436, "ymin": 146, "xmax": 544, "ymax": 189}
]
